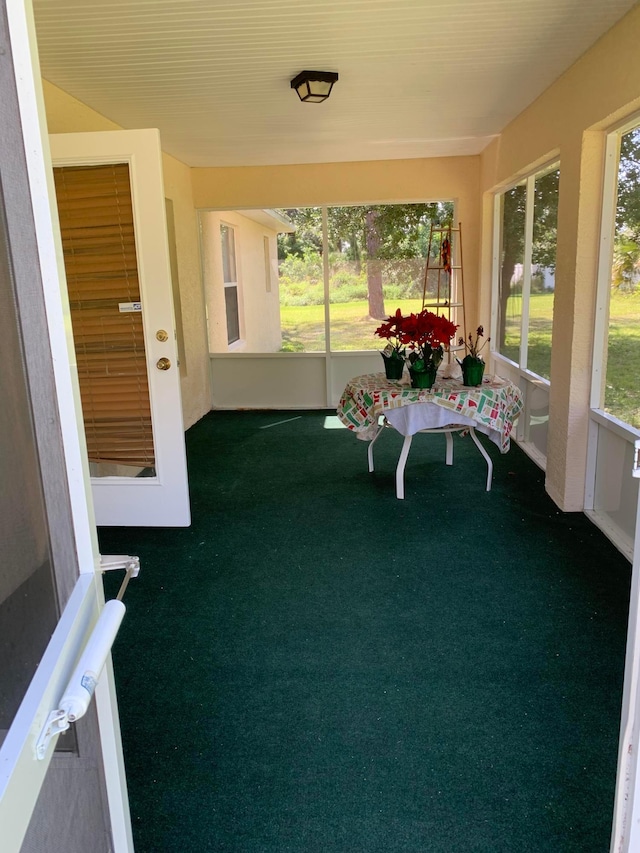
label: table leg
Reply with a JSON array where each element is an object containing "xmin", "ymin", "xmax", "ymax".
[
  {"xmin": 367, "ymin": 421, "xmax": 385, "ymax": 473},
  {"xmin": 396, "ymin": 434, "xmax": 413, "ymax": 500},
  {"xmin": 469, "ymin": 427, "xmax": 493, "ymax": 491},
  {"xmin": 445, "ymin": 431, "xmax": 454, "ymax": 466}
]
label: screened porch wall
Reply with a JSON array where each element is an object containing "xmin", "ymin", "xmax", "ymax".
[
  {"xmin": 488, "ymin": 356, "xmax": 550, "ymax": 469},
  {"xmin": 479, "ymin": 3, "xmax": 640, "ymax": 515},
  {"xmin": 585, "ymin": 413, "xmax": 639, "ymax": 561},
  {"xmin": 209, "ymin": 351, "xmax": 381, "ymax": 410}
]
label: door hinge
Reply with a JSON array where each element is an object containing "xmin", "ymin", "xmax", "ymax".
[{"xmin": 634, "ymin": 440, "xmax": 640, "ymax": 479}]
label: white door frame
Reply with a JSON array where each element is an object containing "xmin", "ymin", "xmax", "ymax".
[
  {"xmin": 0, "ymin": 2, "xmax": 132, "ymax": 849},
  {"xmin": 610, "ymin": 453, "xmax": 640, "ymax": 851},
  {"xmin": 50, "ymin": 129, "xmax": 191, "ymax": 528}
]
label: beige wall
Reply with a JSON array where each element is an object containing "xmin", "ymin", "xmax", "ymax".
[
  {"xmin": 42, "ymin": 77, "xmax": 483, "ymax": 420},
  {"xmin": 191, "ymin": 156, "xmax": 482, "ymax": 329},
  {"xmin": 42, "ymin": 80, "xmax": 210, "ymax": 429},
  {"xmin": 480, "ymin": 3, "xmax": 640, "ymax": 511}
]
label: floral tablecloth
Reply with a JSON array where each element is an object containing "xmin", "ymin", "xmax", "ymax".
[{"xmin": 337, "ymin": 373, "xmax": 523, "ymax": 452}]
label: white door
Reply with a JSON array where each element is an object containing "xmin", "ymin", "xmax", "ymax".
[
  {"xmin": 611, "ymin": 449, "xmax": 640, "ymax": 851},
  {"xmin": 50, "ymin": 130, "xmax": 190, "ymax": 527},
  {"xmin": 0, "ymin": 2, "xmax": 131, "ymax": 849}
]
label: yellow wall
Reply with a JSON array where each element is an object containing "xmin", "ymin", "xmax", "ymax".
[
  {"xmin": 42, "ymin": 76, "xmax": 483, "ymax": 421},
  {"xmin": 480, "ymin": 3, "xmax": 640, "ymax": 511},
  {"xmin": 42, "ymin": 80, "xmax": 210, "ymax": 430},
  {"xmin": 192, "ymin": 156, "xmax": 482, "ymax": 328}
]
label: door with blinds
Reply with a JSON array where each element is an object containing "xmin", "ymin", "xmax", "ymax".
[{"xmin": 49, "ymin": 130, "xmax": 190, "ymax": 527}]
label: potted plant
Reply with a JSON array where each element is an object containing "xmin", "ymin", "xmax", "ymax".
[
  {"xmin": 403, "ymin": 310, "xmax": 458, "ymax": 389},
  {"xmin": 456, "ymin": 325, "xmax": 490, "ymax": 386},
  {"xmin": 374, "ymin": 308, "xmax": 407, "ymax": 380}
]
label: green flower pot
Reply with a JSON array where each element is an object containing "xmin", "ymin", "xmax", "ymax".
[
  {"xmin": 461, "ymin": 356, "xmax": 485, "ymax": 387},
  {"xmin": 381, "ymin": 351, "xmax": 405, "ymax": 381},
  {"xmin": 408, "ymin": 363, "xmax": 437, "ymax": 389}
]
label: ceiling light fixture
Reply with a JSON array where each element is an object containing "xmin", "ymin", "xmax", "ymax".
[{"xmin": 290, "ymin": 70, "xmax": 339, "ymax": 103}]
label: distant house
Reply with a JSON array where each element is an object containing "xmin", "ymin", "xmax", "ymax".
[{"xmin": 200, "ymin": 209, "xmax": 294, "ymax": 353}]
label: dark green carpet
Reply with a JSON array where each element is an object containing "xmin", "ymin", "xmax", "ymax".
[{"xmin": 100, "ymin": 410, "xmax": 631, "ymax": 852}]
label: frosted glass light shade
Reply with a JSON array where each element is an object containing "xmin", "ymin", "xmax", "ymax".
[{"xmin": 290, "ymin": 71, "xmax": 339, "ymax": 103}]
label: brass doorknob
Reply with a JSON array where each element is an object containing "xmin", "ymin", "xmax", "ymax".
[
  {"xmin": 156, "ymin": 357, "xmax": 171, "ymax": 371},
  {"xmin": 156, "ymin": 329, "xmax": 169, "ymax": 342}
]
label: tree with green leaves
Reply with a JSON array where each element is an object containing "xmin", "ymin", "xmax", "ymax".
[
  {"xmin": 277, "ymin": 202, "xmax": 454, "ymax": 319},
  {"xmin": 617, "ymin": 128, "xmax": 640, "ymax": 240},
  {"xmin": 613, "ymin": 129, "xmax": 640, "ymax": 291},
  {"xmin": 497, "ymin": 169, "xmax": 560, "ymax": 347}
]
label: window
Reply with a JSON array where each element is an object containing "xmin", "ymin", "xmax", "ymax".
[
  {"xmin": 203, "ymin": 203, "xmax": 455, "ymax": 354},
  {"xmin": 497, "ymin": 182, "xmax": 526, "ymax": 363},
  {"xmin": 221, "ymin": 223, "xmax": 240, "ymax": 345},
  {"xmin": 496, "ymin": 165, "xmax": 559, "ymax": 380},
  {"xmin": 326, "ymin": 203, "xmax": 455, "ymax": 351},
  {"xmin": 600, "ymin": 126, "xmax": 640, "ymax": 428},
  {"xmin": 276, "ymin": 207, "xmax": 325, "ymax": 351},
  {"xmin": 277, "ymin": 202, "xmax": 454, "ymax": 353}
]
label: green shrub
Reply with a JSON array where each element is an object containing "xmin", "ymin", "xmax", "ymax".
[
  {"xmin": 280, "ymin": 281, "xmax": 324, "ymax": 306},
  {"xmin": 278, "ymin": 249, "xmax": 323, "ymax": 284},
  {"xmin": 279, "ymin": 339, "xmax": 306, "ymax": 352},
  {"xmin": 330, "ymin": 278, "xmax": 368, "ymax": 303}
]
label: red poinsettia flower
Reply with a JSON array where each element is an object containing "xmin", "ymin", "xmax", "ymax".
[
  {"xmin": 401, "ymin": 310, "xmax": 458, "ymax": 367},
  {"xmin": 374, "ymin": 308, "xmax": 408, "ymax": 355},
  {"xmin": 375, "ymin": 307, "xmax": 458, "ymax": 367}
]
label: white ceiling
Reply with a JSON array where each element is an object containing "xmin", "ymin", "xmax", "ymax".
[{"xmin": 32, "ymin": 0, "xmax": 638, "ymax": 168}]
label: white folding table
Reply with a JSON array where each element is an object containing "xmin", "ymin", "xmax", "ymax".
[
  {"xmin": 367, "ymin": 404, "xmax": 494, "ymax": 498},
  {"xmin": 336, "ymin": 372, "xmax": 523, "ymax": 500}
]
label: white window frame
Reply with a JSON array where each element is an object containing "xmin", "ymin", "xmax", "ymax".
[
  {"xmin": 585, "ymin": 114, "xmax": 640, "ymax": 556},
  {"xmin": 220, "ymin": 222, "xmax": 243, "ymax": 347},
  {"xmin": 490, "ymin": 161, "xmax": 559, "ymax": 470},
  {"xmin": 600, "ymin": 111, "xmax": 640, "ymax": 853},
  {"xmin": 490, "ymin": 161, "xmax": 559, "ymax": 381},
  {"xmin": 590, "ymin": 118, "xmax": 637, "ymax": 419}
]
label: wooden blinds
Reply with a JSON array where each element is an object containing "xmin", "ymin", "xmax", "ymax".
[{"xmin": 54, "ymin": 163, "xmax": 155, "ymax": 469}]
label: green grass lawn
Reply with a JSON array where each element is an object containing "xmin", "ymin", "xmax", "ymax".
[
  {"xmin": 280, "ymin": 298, "xmax": 424, "ymax": 352},
  {"xmin": 605, "ymin": 291, "xmax": 640, "ymax": 428},
  {"xmin": 281, "ymin": 290, "xmax": 640, "ymax": 428},
  {"xmin": 502, "ymin": 292, "xmax": 554, "ymax": 379}
]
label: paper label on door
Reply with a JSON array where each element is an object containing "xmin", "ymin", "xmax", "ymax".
[{"xmin": 119, "ymin": 301, "xmax": 142, "ymax": 313}]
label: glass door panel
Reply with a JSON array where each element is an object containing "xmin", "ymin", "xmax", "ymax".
[
  {"xmin": 0, "ymin": 181, "xmax": 58, "ymax": 734},
  {"xmin": 54, "ymin": 163, "xmax": 155, "ymax": 479}
]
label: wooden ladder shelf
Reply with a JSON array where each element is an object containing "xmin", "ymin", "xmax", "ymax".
[{"xmin": 421, "ymin": 221, "xmax": 466, "ymax": 354}]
